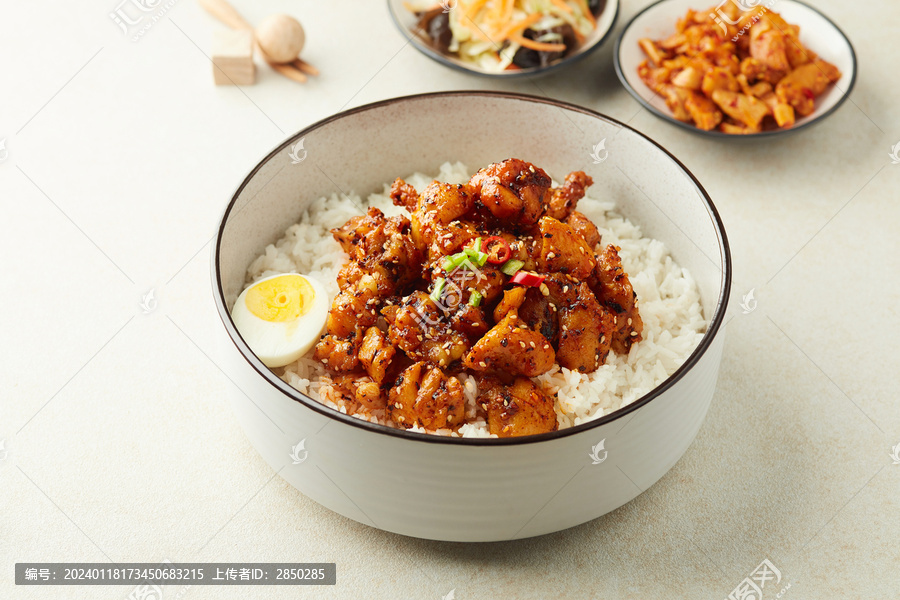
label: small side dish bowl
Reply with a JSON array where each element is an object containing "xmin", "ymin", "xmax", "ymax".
[
  {"xmin": 387, "ymin": 0, "xmax": 620, "ymax": 78},
  {"xmin": 614, "ymin": 0, "xmax": 857, "ymax": 137},
  {"xmin": 212, "ymin": 91, "xmax": 731, "ymax": 541}
]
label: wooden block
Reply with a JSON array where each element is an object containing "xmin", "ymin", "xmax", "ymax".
[{"xmin": 212, "ymin": 29, "xmax": 255, "ymax": 86}]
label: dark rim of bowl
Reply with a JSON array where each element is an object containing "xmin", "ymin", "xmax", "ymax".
[
  {"xmin": 386, "ymin": 0, "xmax": 621, "ymax": 79},
  {"xmin": 212, "ymin": 90, "xmax": 732, "ymax": 446},
  {"xmin": 612, "ymin": 0, "xmax": 858, "ymax": 139}
]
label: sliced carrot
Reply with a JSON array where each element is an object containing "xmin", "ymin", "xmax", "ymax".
[
  {"xmin": 465, "ymin": 0, "xmax": 489, "ymax": 20},
  {"xmin": 574, "ymin": 0, "xmax": 596, "ymax": 27},
  {"xmin": 549, "ymin": 0, "xmax": 574, "ymax": 14},
  {"xmin": 496, "ymin": 13, "xmax": 543, "ymax": 40},
  {"xmin": 508, "ymin": 33, "xmax": 567, "ymax": 52}
]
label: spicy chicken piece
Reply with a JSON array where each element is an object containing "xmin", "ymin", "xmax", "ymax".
[
  {"xmin": 332, "ymin": 373, "xmax": 385, "ymax": 410},
  {"xmin": 467, "ymin": 159, "xmax": 551, "ymax": 227},
  {"xmin": 775, "ymin": 59, "xmax": 841, "ymax": 117},
  {"xmin": 517, "ymin": 287, "xmax": 560, "ymax": 345},
  {"xmin": 711, "ymin": 89, "xmax": 770, "ymax": 130},
  {"xmin": 441, "ymin": 262, "xmax": 506, "ymax": 306},
  {"xmin": 590, "ymin": 245, "xmax": 644, "ymax": 354},
  {"xmin": 544, "ymin": 171, "xmax": 593, "ymax": 221},
  {"xmin": 477, "ymin": 376, "xmax": 558, "ymax": 438},
  {"xmin": 314, "ymin": 329, "xmax": 363, "ymax": 373},
  {"xmin": 534, "ymin": 216, "xmax": 596, "ymax": 280},
  {"xmin": 409, "ymin": 181, "xmax": 475, "ymax": 251},
  {"xmin": 387, "ymin": 362, "xmax": 466, "ymax": 430},
  {"xmin": 389, "ymin": 177, "xmax": 418, "ymax": 211},
  {"xmin": 493, "ymin": 286, "xmax": 528, "ymax": 323},
  {"xmin": 449, "ymin": 303, "xmax": 491, "ymax": 342},
  {"xmin": 386, "ymin": 291, "xmax": 470, "ymax": 369},
  {"xmin": 331, "ymin": 208, "xmax": 422, "ymax": 295},
  {"xmin": 554, "ymin": 282, "xmax": 615, "ymax": 373},
  {"xmin": 325, "ymin": 290, "xmax": 378, "ymax": 337},
  {"xmin": 464, "ymin": 312, "xmax": 555, "ymax": 377},
  {"xmin": 331, "ymin": 208, "xmax": 382, "ymax": 258},
  {"xmin": 564, "ymin": 211, "xmax": 601, "ymax": 249},
  {"xmin": 358, "ymin": 326, "xmax": 396, "ymax": 385}
]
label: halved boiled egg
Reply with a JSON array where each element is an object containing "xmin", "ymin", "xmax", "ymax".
[{"xmin": 231, "ymin": 273, "xmax": 329, "ymax": 368}]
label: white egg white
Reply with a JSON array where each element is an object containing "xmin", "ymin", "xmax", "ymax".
[{"xmin": 231, "ymin": 274, "xmax": 329, "ymax": 368}]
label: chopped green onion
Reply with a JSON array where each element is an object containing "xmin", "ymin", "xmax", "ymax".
[
  {"xmin": 464, "ymin": 249, "xmax": 488, "ymax": 267},
  {"xmin": 430, "ymin": 277, "xmax": 446, "ymax": 303},
  {"xmin": 442, "ymin": 252, "xmax": 467, "ymax": 271},
  {"xmin": 469, "ymin": 290, "xmax": 483, "ymax": 307},
  {"xmin": 472, "ymin": 237, "xmax": 482, "ymax": 253},
  {"xmin": 500, "ymin": 259, "xmax": 525, "ymax": 276}
]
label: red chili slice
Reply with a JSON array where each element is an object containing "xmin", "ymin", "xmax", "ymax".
[
  {"xmin": 510, "ymin": 271, "xmax": 545, "ymax": 287},
  {"xmin": 483, "ymin": 236, "xmax": 511, "ymax": 264}
]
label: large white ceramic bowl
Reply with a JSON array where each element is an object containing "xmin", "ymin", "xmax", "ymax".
[
  {"xmin": 614, "ymin": 0, "xmax": 857, "ymax": 137},
  {"xmin": 212, "ymin": 91, "xmax": 731, "ymax": 542}
]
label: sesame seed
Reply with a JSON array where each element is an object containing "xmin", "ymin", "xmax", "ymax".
[
  {"xmin": 529, "ymin": 341, "xmax": 536, "ymax": 348},
  {"xmin": 543, "ymin": 344, "xmax": 550, "ymax": 349},
  {"xmin": 479, "ymin": 361, "xmax": 487, "ymax": 367},
  {"xmin": 520, "ymin": 341, "xmax": 526, "ymax": 348},
  {"xmin": 563, "ymin": 285, "xmax": 569, "ymax": 293},
  {"xmin": 600, "ymin": 335, "xmax": 606, "ymax": 344},
  {"xmin": 627, "ymin": 318, "xmax": 632, "ymax": 326},
  {"xmin": 547, "ymin": 252, "xmax": 556, "ymax": 259},
  {"xmin": 630, "ymin": 331, "xmax": 638, "ymax": 336}
]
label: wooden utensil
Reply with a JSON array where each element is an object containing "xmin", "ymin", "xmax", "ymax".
[{"xmin": 197, "ymin": 0, "xmax": 309, "ymax": 83}]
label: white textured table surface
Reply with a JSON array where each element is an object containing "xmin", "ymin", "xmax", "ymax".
[{"xmin": 3, "ymin": 1, "xmax": 898, "ymax": 598}]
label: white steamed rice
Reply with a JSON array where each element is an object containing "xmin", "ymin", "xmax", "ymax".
[{"xmin": 244, "ymin": 162, "xmax": 707, "ymax": 438}]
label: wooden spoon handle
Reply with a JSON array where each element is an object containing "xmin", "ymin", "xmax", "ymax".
[
  {"xmin": 292, "ymin": 58, "xmax": 319, "ymax": 76},
  {"xmin": 271, "ymin": 61, "xmax": 308, "ymax": 83},
  {"xmin": 197, "ymin": 0, "xmax": 308, "ymax": 83},
  {"xmin": 196, "ymin": 0, "xmax": 253, "ymax": 30}
]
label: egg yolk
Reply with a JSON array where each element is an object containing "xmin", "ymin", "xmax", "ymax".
[{"xmin": 244, "ymin": 274, "xmax": 315, "ymax": 322}]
